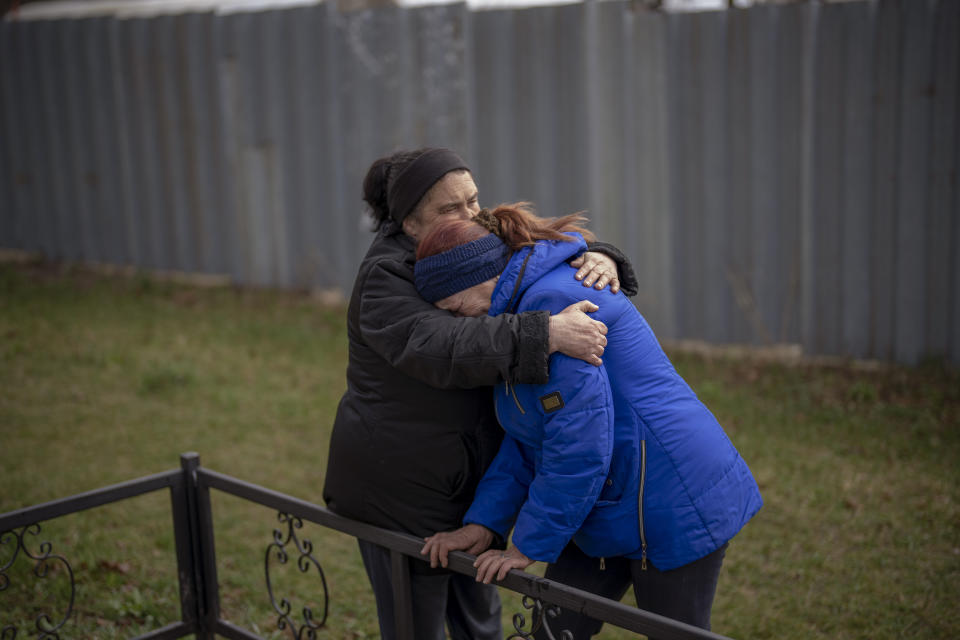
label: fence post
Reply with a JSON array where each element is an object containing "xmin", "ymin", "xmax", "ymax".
[
  {"xmin": 390, "ymin": 549, "xmax": 415, "ymax": 640},
  {"xmin": 177, "ymin": 452, "xmax": 221, "ymax": 639},
  {"xmin": 171, "ymin": 456, "xmax": 202, "ymax": 634}
]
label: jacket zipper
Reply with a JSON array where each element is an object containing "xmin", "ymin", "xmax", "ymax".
[
  {"xmin": 502, "ymin": 254, "xmax": 532, "ymax": 415},
  {"xmin": 506, "ymin": 382, "xmax": 526, "ymax": 414},
  {"xmin": 639, "ymin": 439, "xmax": 648, "ymax": 570}
]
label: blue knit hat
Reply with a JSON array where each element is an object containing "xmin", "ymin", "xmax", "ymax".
[{"xmin": 415, "ymin": 234, "xmax": 511, "ymax": 303}]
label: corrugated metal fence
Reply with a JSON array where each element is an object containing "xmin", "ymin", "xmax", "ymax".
[{"xmin": 1, "ymin": 0, "xmax": 958, "ymax": 365}]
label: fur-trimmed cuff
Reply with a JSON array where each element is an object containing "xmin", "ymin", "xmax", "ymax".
[
  {"xmin": 585, "ymin": 241, "xmax": 639, "ymax": 297},
  {"xmin": 512, "ymin": 310, "xmax": 550, "ymax": 385}
]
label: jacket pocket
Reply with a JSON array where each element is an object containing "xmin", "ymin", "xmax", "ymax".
[{"xmin": 596, "ymin": 475, "xmax": 622, "ymax": 506}]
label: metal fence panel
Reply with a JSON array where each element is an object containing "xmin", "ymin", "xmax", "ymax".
[
  {"xmin": 630, "ymin": 8, "xmax": 674, "ymax": 338},
  {"xmin": 33, "ymin": 21, "xmax": 70, "ymax": 258},
  {"xmin": 0, "ymin": 21, "xmax": 18, "ymax": 249},
  {"xmin": 808, "ymin": 2, "xmax": 845, "ymax": 357},
  {"xmin": 776, "ymin": 6, "xmax": 805, "ymax": 347},
  {"xmin": 893, "ymin": 0, "xmax": 934, "ymax": 365},
  {"xmin": 928, "ymin": 0, "xmax": 960, "ymax": 362},
  {"xmin": 0, "ymin": 0, "xmax": 957, "ymax": 366},
  {"xmin": 749, "ymin": 6, "xmax": 792, "ymax": 346},
  {"xmin": 667, "ymin": 9, "xmax": 707, "ymax": 342},
  {"xmin": 702, "ymin": 9, "xmax": 733, "ymax": 345},
  {"xmin": 870, "ymin": 0, "xmax": 900, "ymax": 362},
  {"xmin": 838, "ymin": 2, "xmax": 875, "ymax": 361}
]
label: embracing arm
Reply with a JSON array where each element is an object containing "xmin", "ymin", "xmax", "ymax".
[
  {"xmin": 359, "ymin": 258, "xmax": 542, "ymax": 387},
  {"xmin": 358, "ymin": 259, "xmax": 606, "ymax": 387}
]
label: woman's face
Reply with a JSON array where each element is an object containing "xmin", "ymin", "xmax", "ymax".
[
  {"xmin": 435, "ymin": 277, "xmax": 498, "ymax": 317},
  {"xmin": 403, "ymin": 171, "xmax": 481, "ymax": 243}
]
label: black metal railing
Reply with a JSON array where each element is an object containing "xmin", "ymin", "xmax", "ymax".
[{"xmin": 0, "ymin": 453, "xmax": 732, "ymax": 640}]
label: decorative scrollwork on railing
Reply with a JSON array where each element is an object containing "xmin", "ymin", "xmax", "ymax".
[
  {"xmin": 265, "ymin": 513, "xmax": 329, "ymax": 640},
  {"xmin": 0, "ymin": 524, "xmax": 76, "ymax": 640},
  {"xmin": 1, "ymin": 529, "xmax": 16, "ymax": 590},
  {"xmin": 507, "ymin": 595, "xmax": 573, "ymax": 640}
]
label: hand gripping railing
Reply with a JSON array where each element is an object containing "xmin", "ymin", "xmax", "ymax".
[{"xmin": 0, "ymin": 453, "xmax": 733, "ymax": 640}]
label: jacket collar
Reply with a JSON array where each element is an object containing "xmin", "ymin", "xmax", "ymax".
[{"xmin": 489, "ymin": 233, "xmax": 587, "ymax": 315}]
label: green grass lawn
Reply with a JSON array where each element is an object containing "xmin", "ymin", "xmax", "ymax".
[{"xmin": 1, "ymin": 261, "xmax": 958, "ymax": 639}]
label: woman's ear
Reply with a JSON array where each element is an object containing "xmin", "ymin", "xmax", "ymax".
[{"xmin": 402, "ymin": 214, "xmax": 420, "ymax": 241}]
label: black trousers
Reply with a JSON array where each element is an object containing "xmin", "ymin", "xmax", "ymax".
[
  {"xmin": 358, "ymin": 540, "xmax": 502, "ymax": 640},
  {"xmin": 535, "ymin": 542, "xmax": 728, "ymax": 640}
]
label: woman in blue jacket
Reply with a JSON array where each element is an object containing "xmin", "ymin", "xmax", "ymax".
[{"xmin": 415, "ymin": 204, "xmax": 763, "ymax": 638}]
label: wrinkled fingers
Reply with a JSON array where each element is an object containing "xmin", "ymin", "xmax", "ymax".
[
  {"xmin": 421, "ymin": 533, "xmax": 456, "ymax": 568},
  {"xmin": 420, "ymin": 537, "xmax": 442, "ymax": 568},
  {"xmin": 592, "ymin": 272, "xmax": 612, "ymax": 290},
  {"xmin": 473, "ymin": 550, "xmax": 503, "ymax": 584}
]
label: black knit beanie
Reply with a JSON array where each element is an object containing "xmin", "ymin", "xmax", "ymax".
[{"xmin": 387, "ymin": 148, "xmax": 470, "ymax": 224}]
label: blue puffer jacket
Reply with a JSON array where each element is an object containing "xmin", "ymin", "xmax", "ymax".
[{"xmin": 464, "ymin": 234, "xmax": 763, "ymax": 570}]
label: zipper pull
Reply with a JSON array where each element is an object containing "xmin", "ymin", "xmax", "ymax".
[
  {"xmin": 509, "ymin": 383, "xmax": 526, "ymax": 414},
  {"xmin": 599, "ymin": 557, "xmax": 606, "ymax": 571},
  {"xmin": 641, "ymin": 546, "xmax": 648, "ymax": 571}
]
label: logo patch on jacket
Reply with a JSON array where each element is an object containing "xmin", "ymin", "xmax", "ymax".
[{"xmin": 539, "ymin": 391, "xmax": 564, "ymax": 413}]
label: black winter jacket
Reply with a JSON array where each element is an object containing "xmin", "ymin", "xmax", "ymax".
[{"xmin": 322, "ymin": 222, "xmax": 637, "ymax": 538}]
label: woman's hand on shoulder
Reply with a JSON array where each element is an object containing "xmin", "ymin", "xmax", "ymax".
[
  {"xmin": 473, "ymin": 545, "xmax": 535, "ymax": 584},
  {"xmin": 420, "ymin": 524, "xmax": 494, "ymax": 569},
  {"xmin": 570, "ymin": 251, "xmax": 620, "ymax": 293},
  {"xmin": 548, "ymin": 301, "xmax": 608, "ymax": 366}
]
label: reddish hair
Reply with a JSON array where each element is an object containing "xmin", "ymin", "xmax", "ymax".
[
  {"xmin": 416, "ymin": 217, "xmax": 489, "ymax": 260},
  {"xmin": 416, "ymin": 202, "xmax": 595, "ymax": 261}
]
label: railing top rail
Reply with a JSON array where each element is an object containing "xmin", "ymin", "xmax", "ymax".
[
  {"xmin": 0, "ymin": 469, "xmax": 181, "ymax": 533},
  {"xmin": 197, "ymin": 466, "xmax": 733, "ymax": 640}
]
